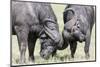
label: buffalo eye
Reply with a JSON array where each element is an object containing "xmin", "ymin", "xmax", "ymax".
[
  {"xmin": 76, "ymin": 19, "xmax": 80, "ymax": 28},
  {"xmin": 77, "ymin": 24, "xmax": 80, "ymax": 28}
]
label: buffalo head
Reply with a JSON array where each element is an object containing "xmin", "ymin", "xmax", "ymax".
[
  {"xmin": 63, "ymin": 8, "xmax": 85, "ymax": 42},
  {"xmin": 39, "ymin": 32, "xmax": 57, "ymax": 59}
]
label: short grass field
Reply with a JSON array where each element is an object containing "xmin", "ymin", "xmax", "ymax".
[{"xmin": 12, "ymin": 3, "xmax": 96, "ymax": 65}]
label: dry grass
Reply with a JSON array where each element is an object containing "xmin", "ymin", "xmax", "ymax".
[{"xmin": 11, "ymin": 4, "xmax": 96, "ymax": 66}]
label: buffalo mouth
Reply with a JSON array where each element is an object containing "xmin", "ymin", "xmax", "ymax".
[
  {"xmin": 40, "ymin": 51, "xmax": 51, "ymax": 60},
  {"xmin": 71, "ymin": 30, "xmax": 85, "ymax": 42},
  {"xmin": 40, "ymin": 45, "xmax": 55, "ymax": 60},
  {"xmin": 40, "ymin": 53, "xmax": 50, "ymax": 60}
]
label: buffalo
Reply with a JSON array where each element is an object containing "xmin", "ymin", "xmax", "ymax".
[
  {"xmin": 12, "ymin": 1, "xmax": 62, "ymax": 63},
  {"xmin": 62, "ymin": 5, "xmax": 95, "ymax": 58}
]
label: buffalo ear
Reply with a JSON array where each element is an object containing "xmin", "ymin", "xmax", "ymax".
[{"xmin": 63, "ymin": 8, "xmax": 75, "ymax": 24}]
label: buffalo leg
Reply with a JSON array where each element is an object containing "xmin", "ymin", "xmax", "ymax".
[
  {"xmin": 52, "ymin": 49, "xmax": 57, "ymax": 57},
  {"xmin": 28, "ymin": 33, "xmax": 37, "ymax": 62},
  {"xmin": 62, "ymin": 30, "xmax": 71, "ymax": 48},
  {"xmin": 14, "ymin": 26, "xmax": 29, "ymax": 64},
  {"xmin": 84, "ymin": 29, "xmax": 91, "ymax": 59},
  {"xmin": 69, "ymin": 41, "xmax": 77, "ymax": 58}
]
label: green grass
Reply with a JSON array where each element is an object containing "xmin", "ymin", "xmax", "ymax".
[{"xmin": 12, "ymin": 4, "xmax": 96, "ymax": 65}]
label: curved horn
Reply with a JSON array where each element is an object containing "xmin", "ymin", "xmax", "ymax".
[{"xmin": 64, "ymin": 8, "xmax": 75, "ymax": 15}]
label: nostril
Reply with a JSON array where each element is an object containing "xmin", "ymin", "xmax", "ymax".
[
  {"xmin": 42, "ymin": 54, "xmax": 45, "ymax": 57},
  {"xmin": 41, "ymin": 54, "xmax": 46, "ymax": 58}
]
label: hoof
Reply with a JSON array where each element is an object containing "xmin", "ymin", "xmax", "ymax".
[
  {"xmin": 19, "ymin": 60, "xmax": 25, "ymax": 64},
  {"xmin": 29, "ymin": 57, "xmax": 34, "ymax": 63},
  {"xmin": 85, "ymin": 53, "xmax": 90, "ymax": 59},
  {"xmin": 71, "ymin": 54, "xmax": 74, "ymax": 58}
]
